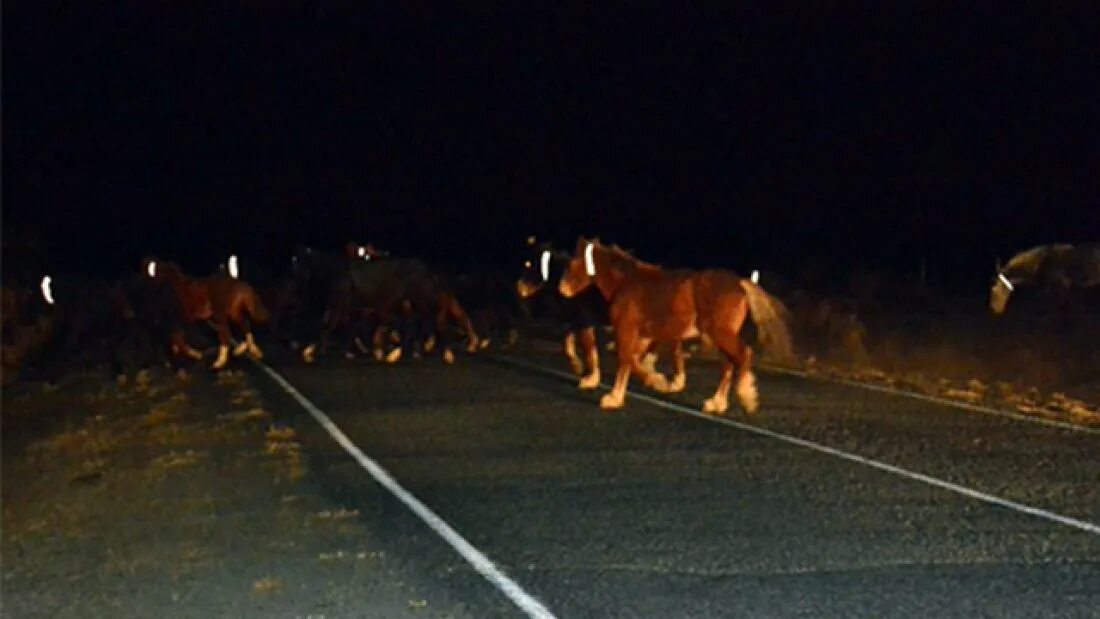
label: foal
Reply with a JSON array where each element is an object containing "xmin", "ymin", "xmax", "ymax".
[{"xmin": 559, "ymin": 239, "xmax": 792, "ymax": 414}]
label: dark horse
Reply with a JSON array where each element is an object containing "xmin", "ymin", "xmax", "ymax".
[
  {"xmin": 990, "ymin": 243, "xmax": 1100, "ymax": 314},
  {"xmin": 294, "ymin": 246, "xmax": 479, "ymax": 363},
  {"xmin": 559, "ymin": 239, "xmax": 793, "ymax": 414},
  {"xmin": 145, "ymin": 259, "xmax": 268, "ymax": 369},
  {"xmin": 516, "ymin": 237, "xmax": 610, "ymax": 389}
]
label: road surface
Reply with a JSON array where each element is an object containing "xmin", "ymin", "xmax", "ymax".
[{"xmin": 245, "ymin": 343, "xmax": 1100, "ymax": 618}]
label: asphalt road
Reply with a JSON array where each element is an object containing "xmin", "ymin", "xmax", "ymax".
[{"xmin": 250, "ymin": 344, "xmax": 1100, "ymax": 618}]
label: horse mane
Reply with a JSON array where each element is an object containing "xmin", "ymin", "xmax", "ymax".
[
  {"xmin": 601, "ymin": 243, "xmax": 662, "ymax": 273},
  {"xmin": 1004, "ymin": 243, "xmax": 1074, "ymax": 276}
]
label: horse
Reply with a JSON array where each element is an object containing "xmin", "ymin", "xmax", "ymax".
[
  {"xmin": 144, "ymin": 259, "xmax": 268, "ymax": 369},
  {"xmin": 990, "ymin": 243, "xmax": 1100, "ymax": 314},
  {"xmin": 451, "ymin": 267, "xmax": 522, "ymax": 352},
  {"xmin": 293, "ymin": 246, "xmax": 479, "ymax": 364},
  {"xmin": 516, "ymin": 237, "xmax": 610, "ymax": 388},
  {"xmin": 558, "ymin": 238, "xmax": 793, "ymax": 414}
]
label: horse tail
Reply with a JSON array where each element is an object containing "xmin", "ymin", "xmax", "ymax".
[
  {"xmin": 738, "ymin": 279, "xmax": 795, "ymax": 363},
  {"xmin": 245, "ymin": 288, "xmax": 270, "ymax": 325}
]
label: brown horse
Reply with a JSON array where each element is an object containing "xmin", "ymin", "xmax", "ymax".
[
  {"xmin": 144, "ymin": 259, "xmax": 268, "ymax": 369},
  {"xmin": 558, "ymin": 239, "xmax": 793, "ymax": 414}
]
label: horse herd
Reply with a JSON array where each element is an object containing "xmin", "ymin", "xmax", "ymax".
[{"xmin": 3, "ymin": 239, "xmax": 1097, "ymax": 414}]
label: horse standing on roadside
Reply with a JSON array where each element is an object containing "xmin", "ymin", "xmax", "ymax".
[
  {"xmin": 989, "ymin": 243, "xmax": 1100, "ymax": 314},
  {"xmin": 558, "ymin": 239, "xmax": 793, "ymax": 414},
  {"xmin": 144, "ymin": 259, "xmax": 268, "ymax": 369}
]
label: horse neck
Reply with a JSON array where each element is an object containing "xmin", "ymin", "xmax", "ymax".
[
  {"xmin": 592, "ymin": 248, "xmax": 639, "ymax": 300},
  {"xmin": 160, "ymin": 265, "xmax": 190, "ymax": 290},
  {"xmin": 1003, "ymin": 248, "xmax": 1048, "ymax": 282}
]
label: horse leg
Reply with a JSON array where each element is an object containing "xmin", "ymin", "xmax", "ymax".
[
  {"xmin": 446, "ymin": 296, "xmax": 480, "ymax": 354},
  {"xmin": 236, "ymin": 310, "xmax": 263, "ymax": 360},
  {"xmin": 302, "ymin": 309, "xmax": 334, "ymax": 364},
  {"xmin": 705, "ymin": 329, "xmax": 755, "ymax": 415},
  {"xmin": 563, "ymin": 331, "xmax": 584, "ymax": 375},
  {"xmin": 371, "ymin": 320, "xmax": 389, "ymax": 362},
  {"xmin": 667, "ymin": 340, "xmax": 687, "ymax": 393},
  {"xmin": 384, "ymin": 306, "xmax": 408, "ymax": 364},
  {"xmin": 630, "ymin": 337, "xmax": 672, "ymax": 393},
  {"xmin": 171, "ymin": 329, "xmax": 203, "ymax": 361},
  {"xmin": 211, "ymin": 317, "xmax": 231, "ymax": 370},
  {"xmin": 578, "ymin": 326, "xmax": 601, "ymax": 390},
  {"xmin": 600, "ymin": 330, "xmax": 637, "ymax": 410},
  {"xmin": 435, "ymin": 305, "xmax": 456, "ymax": 364},
  {"xmin": 232, "ymin": 313, "xmax": 251, "ymax": 357}
]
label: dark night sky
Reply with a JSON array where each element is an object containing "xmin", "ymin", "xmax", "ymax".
[{"xmin": 5, "ymin": 3, "xmax": 1099, "ymax": 289}]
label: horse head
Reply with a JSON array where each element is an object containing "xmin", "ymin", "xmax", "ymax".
[
  {"xmin": 515, "ymin": 237, "xmax": 556, "ymax": 299},
  {"xmin": 989, "ymin": 268, "xmax": 1014, "ymax": 315},
  {"xmin": 143, "ymin": 257, "xmax": 185, "ymax": 287},
  {"xmin": 345, "ymin": 242, "xmax": 389, "ymax": 262},
  {"xmin": 558, "ymin": 237, "xmax": 599, "ymax": 298}
]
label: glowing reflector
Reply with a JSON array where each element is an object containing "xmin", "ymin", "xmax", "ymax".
[
  {"xmin": 228, "ymin": 255, "xmax": 240, "ymax": 279},
  {"xmin": 584, "ymin": 243, "xmax": 596, "ymax": 276},
  {"xmin": 750, "ymin": 269, "xmax": 760, "ymax": 284},
  {"xmin": 997, "ymin": 272, "xmax": 1014, "ymax": 291},
  {"xmin": 540, "ymin": 250, "xmax": 551, "ymax": 282},
  {"xmin": 147, "ymin": 261, "xmax": 157, "ymax": 278},
  {"xmin": 40, "ymin": 275, "xmax": 55, "ymax": 305}
]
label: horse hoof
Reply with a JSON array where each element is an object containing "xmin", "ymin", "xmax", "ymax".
[
  {"xmin": 578, "ymin": 373, "xmax": 600, "ymax": 390},
  {"xmin": 345, "ymin": 351, "xmax": 356, "ymax": 360},
  {"xmin": 385, "ymin": 347, "xmax": 402, "ymax": 364},
  {"xmin": 702, "ymin": 397, "xmax": 729, "ymax": 415},
  {"xmin": 249, "ymin": 346, "xmax": 264, "ymax": 361},
  {"xmin": 466, "ymin": 338, "xmax": 480, "ymax": 354},
  {"xmin": 373, "ymin": 349, "xmax": 384, "ymax": 362},
  {"xmin": 302, "ymin": 344, "xmax": 316, "ymax": 364},
  {"xmin": 424, "ymin": 336, "xmax": 436, "ymax": 353},
  {"xmin": 442, "ymin": 349, "xmax": 455, "ymax": 365},
  {"xmin": 599, "ymin": 393, "xmax": 625, "ymax": 410},
  {"xmin": 479, "ymin": 338, "xmax": 491, "ymax": 351},
  {"xmin": 232, "ymin": 342, "xmax": 249, "ymax": 357}
]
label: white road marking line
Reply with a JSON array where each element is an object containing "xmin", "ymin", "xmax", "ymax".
[
  {"xmin": 253, "ymin": 360, "xmax": 558, "ymax": 619},
  {"xmin": 492, "ymin": 355, "xmax": 1100, "ymax": 537},
  {"xmin": 760, "ymin": 363, "xmax": 1100, "ymax": 436}
]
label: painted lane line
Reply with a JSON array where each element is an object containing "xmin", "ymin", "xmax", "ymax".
[
  {"xmin": 253, "ymin": 360, "xmax": 558, "ymax": 619},
  {"xmin": 759, "ymin": 363, "xmax": 1100, "ymax": 436},
  {"xmin": 492, "ymin": 355, "xmax": 1100, "ymax": 537}
]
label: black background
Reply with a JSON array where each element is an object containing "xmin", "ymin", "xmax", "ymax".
[{"xmin": 5, "ymin": 3, "xmax": 1099, "ymax": 289}]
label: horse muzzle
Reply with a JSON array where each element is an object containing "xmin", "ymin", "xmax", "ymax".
[{"xmin": 516, "ymin": 279, "xmax": 540, "ymax": 299}]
